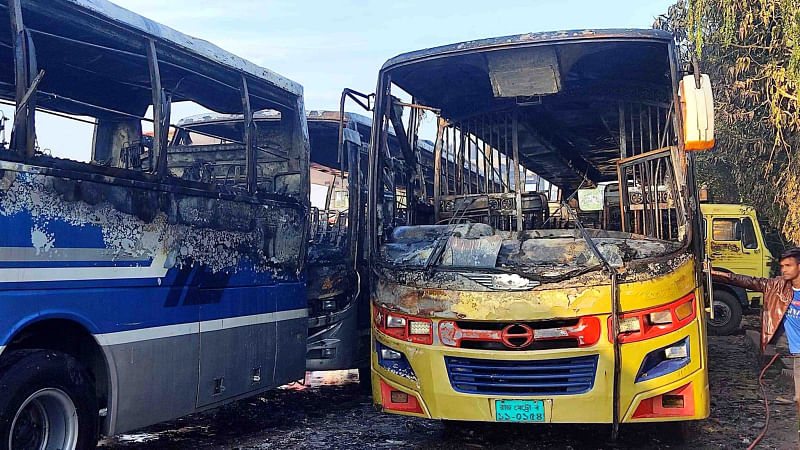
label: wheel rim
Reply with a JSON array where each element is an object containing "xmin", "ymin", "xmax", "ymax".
[
  {"xmin": 709, "ymin": 299, "xmax": 732, "ymax": 328},
  {"xmin": 9, "ymin": 388, "xmax": 79, "ymax": 450}
]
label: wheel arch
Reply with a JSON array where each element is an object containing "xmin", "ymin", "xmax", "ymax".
[{"xmin": 1, "ymin": 317, "xmax": 112, "ymax": 435}]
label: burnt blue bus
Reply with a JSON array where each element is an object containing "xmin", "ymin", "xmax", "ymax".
[
  {"xmin": 0, "ymin": 1, "xmax": 309, "ymax": 448},
  {"xmin": 177, "ymin": 110, "xmax": 434, "ymax": 382}
]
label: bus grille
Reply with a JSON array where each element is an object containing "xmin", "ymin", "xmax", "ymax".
[{"xmin": 445, "ymin": 354, "xmax": 598, "ymax": 396}]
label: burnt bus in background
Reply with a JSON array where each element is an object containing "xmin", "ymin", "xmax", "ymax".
[
  {"xmin": 0, "ymin": 0, "xmax": 310, "ymax": 448},
  {"xmin": 176, "ymin": 110, "xmax": 435, "ymax": 379}
]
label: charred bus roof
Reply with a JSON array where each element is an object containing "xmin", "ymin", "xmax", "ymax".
[
  {"xmin": 0, "ymin": 0, "xmax": 303, "ymax": 118},
  {"xmin": 379, "ymin": 29, "xmax": 678, "ymax": 193}
]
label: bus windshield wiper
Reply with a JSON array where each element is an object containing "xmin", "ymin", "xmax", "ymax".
[
  {"xmin": 561, "ymin": 201, "xmax": 615, "ymax": 274},
  {"xmin": 424, "ymin": 196, "xmax": 478, "ymax": 270}
]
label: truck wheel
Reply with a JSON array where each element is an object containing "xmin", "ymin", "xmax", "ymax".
[
  {"xmin": 0, "ymin": 350, "xmax": 98, "ymax": 450},
  {"xmin": 707, "ymin": 290, "xmax": 742, "ymax": 336}
]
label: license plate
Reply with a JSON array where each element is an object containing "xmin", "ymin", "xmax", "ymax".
[{"xmin": 494, "ymin": 399, "xmax": 545, "ymax": 422}]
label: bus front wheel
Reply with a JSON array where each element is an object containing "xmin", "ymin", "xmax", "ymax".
[
  {"xmin": 0, "ymin": 350, "xmax": 98, "ymax": 450},
  {"xmin": 707, "ymin": 290, "xmax": 742, "ymax": 336}
]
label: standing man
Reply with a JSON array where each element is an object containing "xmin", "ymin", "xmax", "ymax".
[{"xmin": 710, "ymin": 247, "xmax": 800, "ymax": 406}]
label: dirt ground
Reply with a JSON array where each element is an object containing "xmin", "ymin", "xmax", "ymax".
[{"xmin": 100, "ymin": 315, "xmax": 799, "ymax": 449}]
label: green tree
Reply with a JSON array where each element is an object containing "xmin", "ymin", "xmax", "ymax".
[{"xmin": 656, "ymin": 0, "xmax": 800, "ymax": 247}]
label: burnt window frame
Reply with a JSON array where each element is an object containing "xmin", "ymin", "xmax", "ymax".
[{"xmin": 1, "ymin": 0, "xmax": 306, "ymax": 202}]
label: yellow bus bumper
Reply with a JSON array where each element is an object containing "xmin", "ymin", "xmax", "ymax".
[{"xmin": 371, "ymin": 316, "xmax": 709, "ymax": 423}]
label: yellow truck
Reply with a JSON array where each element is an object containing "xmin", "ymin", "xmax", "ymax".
[{"xmin": 701, "ymin": 203, "xmax": 774, "ymax": 335}]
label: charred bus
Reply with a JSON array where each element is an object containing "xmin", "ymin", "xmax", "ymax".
[
  {"xmin": 178, "ymin": 110, "xmax": 435, "ymax": 380},
  {"xmin": 0, "ymin": 1, "xmax": 309, "ymax": 448},
  {"xmin": 366, "ymin": 30, "xmax": 715, "ymax": 432},
  {"xmin": 176, "ymin": 110, "xmax": 373, "ymax": 376}
]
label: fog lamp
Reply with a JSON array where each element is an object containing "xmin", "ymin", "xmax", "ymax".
[
  {"xmin": 390, "ymin": 391, "xmax": 409, "ymax": 403},
  {"xmin": 662, "ymin": 394, "xmax": 685, "ymax": 409},
  {"xmin": 322, "ymin": 300, "xmax": 337, "ymax": 311},
  {"xmin": 386, "ymin": 315, "xmax": 406, "ymax": 328},
  {"xmin": 664, "ymin": 342, "xmax": 689, "ymax": 359},
  {"xmin": 409, "ymin": 321, "xmax": 432, "ymax": 335},
  {"xmin": 380, "ymin": 348, "xmax": 402, "ymax": 360}
]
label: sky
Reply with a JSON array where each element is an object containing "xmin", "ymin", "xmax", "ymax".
[{"xmin": 0, "ymin": 0, "xmax": 677, "ymax": 160}]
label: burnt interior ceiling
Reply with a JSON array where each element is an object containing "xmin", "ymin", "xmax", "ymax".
[
  {"xmin": 389, "ymin": 40, "xmax": 673, "ymax": 193},
  {"xmin": 0, "ymin": 0, "xmax": 295, "ymax": 119}
]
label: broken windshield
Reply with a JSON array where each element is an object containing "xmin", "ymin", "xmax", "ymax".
[{"xmin": 369, "ymin": 31, "xmax": 689, "ymax": 280}]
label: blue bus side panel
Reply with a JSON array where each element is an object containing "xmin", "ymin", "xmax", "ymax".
[{"xmin": 0, "ymin": 172, "xmax": 308, "ymax": 433}]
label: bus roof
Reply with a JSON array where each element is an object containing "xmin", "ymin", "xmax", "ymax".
[
  {"xmin": 700, "ymin": 203, "xmax": 757, "ymax": 216},
  {"xmin": 381, "ymin": 29, "xmax": 674, "ymax": 71},
  {"xmin": 0, "ymin": 0, "xmax": 302, "ymax": 117}
]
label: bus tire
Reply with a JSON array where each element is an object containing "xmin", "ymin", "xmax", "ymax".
[
  {"xmin": 0, "ymin": 349, "xmax": 98, "ymax": 450},
  {"xmin": 707, "ymin": 290, "xmax": 742, "ymax": 336}
]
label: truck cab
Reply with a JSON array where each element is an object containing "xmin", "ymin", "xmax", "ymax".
[{"xmin": 701, "ymin": 203, "xmax": 774, "ymax": 334}]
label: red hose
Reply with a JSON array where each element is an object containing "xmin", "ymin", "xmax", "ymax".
[{"xmin": 747, "ymin": 353, "xmax": 782, "ymax": 450}]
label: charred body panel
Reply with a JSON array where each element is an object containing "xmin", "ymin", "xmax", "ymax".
[{"xmin": 0, "ymin": 0, "xmax": 310, "ymax": 438}]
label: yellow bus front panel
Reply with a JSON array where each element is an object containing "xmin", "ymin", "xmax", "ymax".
[{"xmin": 370, "ymin": 260, "xmax": 710, "ymax": 424}]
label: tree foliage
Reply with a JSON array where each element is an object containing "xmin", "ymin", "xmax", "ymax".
[{"xmin": 656, "ymin": 0, "xmax": 800, "ymax": 245}]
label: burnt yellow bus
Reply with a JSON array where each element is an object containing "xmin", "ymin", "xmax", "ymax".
[{"xmin": 365, "ymin": 29, "xmax": 715, "ymax": 434}]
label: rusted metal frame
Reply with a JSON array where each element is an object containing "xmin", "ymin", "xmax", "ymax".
[
  {"xmin": 455, "ymin": 125, "xmax": 463, "ymax": 195},
  {"xmin": 346, "ymin": 121, "xmax": 361, "ymax": 264},
  {"xmin": 629, "ymin": 102, "xmax": 635, "ymax": 156},
  {"xmin": 11, "ymin": 69, "xmax": 44, "ymax": 130},
  {"xmin": 486, "ymin": 120, "xmax": 492, "ymax": 196},
  {"xmin": 0, "ymin": 158, "xmax": 304, "ymax": 209},
  {"xmin": 334, "ymin": 88, "xmax": 373, "ymax": 202},
  {"xmin": 465, "ymin": 121, "xmax": 472, "ymax": 194},
  {"xmin": 617, "ymin": 162, "xmax": 629, "ymax": 233},
  {"xmin": 505, "ymin": 113, "xmax": 511, "ymax": 195},
  {"xmin": 656, "ymin": 158, "xmax": 664, "ymax": 239},
  {"xmin": 0, "ymin": 97, "xmax": 94, "ymax": 126},
  {"xmin": 240, "ymin": 74, "xmax": 257, "ymax": 194},
  {"xmin": 146, "ymin": 38, "xmax": 168, "ymax": 178},
  {"xmin": 387, "ymin": 103, "xmax": 418, "ymax": 178},
  {"xmin": 24, "ymin": 88, "xmax": 284, "ymax": 159},
  {"xmin": 23, "ymin": 27, "xmax": 295, "ymax": 113},
  {"xmin": 644, "ymin": 159, "xmax": 655, "ymax": 236},
  {"xmin": 443, "ymin": 124, "xmax": 450, "ymax": 196},
  {"xmin": 656, "ymin": 105, "xmax": 662, "ymax": 148},
  {"xmin": 392, "ymin": 100, "xmax": 440, "ymax": 114},
  {"xmin": 619, "ymin": 100, "xmax": 628, "ymax": 158},
  {"xmin": 648, "ymin": 105, "xmax": 654, "ymax": 151},
  {"xmin": 638, "ymin": 104, "xmax": 644, "ymax": 154},
  {"xmin": 433, "ymin": 117, "xmax": 446, "ymax": 221},
  {"xmin": 512, "ymin": 110, "xmax": 523, "ymax": 231},
  {"xmin": 370, "ymin": 75, "xmax": 392, "ymax": 257},
  {"xmin": 9, "ymin": 0, "xmax": 37, "ymax": 157},
  {"xmin": 668, "ymin": 41, "xmax": 686, "ymax": 152},
  {"xmin": 659, "ymin": 102, "xmax": 674, "ymax": 149},
  {"xmin": 409, "ymin": 102, "xmax": 419, "ymax": 192},
  {"xmin": 22, "ymin": 30, "xmax": 37, "ymax": 158},
  {"xmin": 387, "ymin": 103, "xmax": 421, "ymax": 223},
  {"xmin": 334, "ymin": 89, "xmax": 350, "ymax": 204},
  {"xmin": 470, "ymin": 119, "xmax": 509, "ymax": 196}
]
